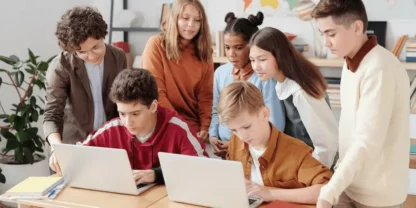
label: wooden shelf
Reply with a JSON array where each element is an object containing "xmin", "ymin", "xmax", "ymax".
[
  {"xmin": 112, "ymin": 27, "xmax": 160, "ymax": 32},
  {"xmin": 213, "ymin": 56, "xmax": 416, "ymax": 70}
]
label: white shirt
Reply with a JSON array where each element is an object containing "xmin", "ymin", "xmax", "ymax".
[
  {"xmin": 249, "ymin": 146, "xmax": 265, "ymax": 186},
  {"xmin": 319, "ymin": 46, "xmax": 410, "ymax": 206},
  {"xmin": 275, "ymin": 78, "xmax": 338, "ymax": 168},
  {"xmin": 85, "ymin": 60, "xmax": 106, "ymax": 130}
]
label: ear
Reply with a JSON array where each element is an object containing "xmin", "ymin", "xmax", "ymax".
[
  {"xmin": 353, "ymin": 20, "xmax": 364, "ymax": 34},
  {"xmin": 262, "ymin": 106, "xmax": 270, "ymax": 121},
  {"xmin": 150, "ymin": 100, "xmax": 158, "ymax": 113}
]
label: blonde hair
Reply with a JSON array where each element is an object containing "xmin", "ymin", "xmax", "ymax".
[
  {"xmin": 218, "ymin": 81, "xmax": 265, "ymax": 124},
  {"xmin": 161, "ymin": 0, "xmax": 212, "ymax": 63}
]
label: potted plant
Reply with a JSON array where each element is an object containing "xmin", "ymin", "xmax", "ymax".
[{"xmin": 0, "ymin": 49, "xmax": 56, "ymax": 194}]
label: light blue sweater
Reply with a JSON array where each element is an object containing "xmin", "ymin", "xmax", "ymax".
[{"xmin": 209, "ymin": 63, "xmax": 286, "ymax": 141}]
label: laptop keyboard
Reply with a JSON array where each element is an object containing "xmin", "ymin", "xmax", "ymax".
[
  {"xmin": 248, "ymin": 198, "xmax": 257, "ymax": 205},
  {"xmin": 137, "ymin": 183, "xmax": 147, "ymax": 189}
]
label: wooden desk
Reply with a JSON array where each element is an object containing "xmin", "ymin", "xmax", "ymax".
[
  {"xmin": 0, "ymin": 185, "xmax": 167, "ymax": 208},
  {"xmin": 148, "ymin": 196, "xmax": 316, "ymax": 208}
]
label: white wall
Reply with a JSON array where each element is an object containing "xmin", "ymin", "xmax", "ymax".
[{"xmin": 0, "ymin": 0, "xmax": 93, "ymax": 149}]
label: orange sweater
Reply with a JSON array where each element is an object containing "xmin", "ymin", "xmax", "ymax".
[{"xmin": 141, "ymin": 35, "xmax": 214, "ymax": 132}]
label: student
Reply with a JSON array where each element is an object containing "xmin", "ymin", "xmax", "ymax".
[
  {"xmin": 54, "ymin": 68, "xmax": 207, "ymax": 184},
  {"xmin": 45, "ymin": 6, "xmax": 126, "ymax": 173},
  {"xmin": 141, "ymin": 0, "xmax": 213, "ymax": 142},
  {"xmin": 313, "ymin": 1, "xmax": 410, "ymax": 207},
  {"xmin": 217, "ymin": 81, "xmax": 332, "ymax": 204},
  {"xmin": 249, "ymin": 27, "xmax": 338, "ymax": 168},
  {"xmin": 208, "ymin": 12, "xmax": 285, "ymax": 158}
]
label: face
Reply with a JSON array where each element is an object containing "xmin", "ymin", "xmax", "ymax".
[
  {"xmin": 177, "ymin": 4, "xmax": 201, "ymax": 41},
  {"xmin": 76, "ymin": 37, "xmax": 106, "ymax": 65},
  {"xmin": 224, "ymin": 33, "xmax": 250, "ymax": 69},
  {"xmin": 249, "ymin": 45, "xmax": 279, "ymax": 81},
  {"xmin": 316, "ymin": 16, "xmax": 362, "ymax": 58},
  {"xmin": 117, "ymin": 100, "xmax": 158, "ymax": 135},
  {"xmin": 226, "ymin": 108, "xmax": 270, "ymax": 149}
]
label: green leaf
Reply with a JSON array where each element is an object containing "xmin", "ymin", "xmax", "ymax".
[
  {"xmin": 0, "ymin": 172, "xmax": 5, "ymax": 183},
  {"xmin": 17, "ymin": 131, "xmax": 29, "ymax": 143},
  {"xmin": 30, "ymin": 96, "xmax": 36, "ymax": 106},
  {"xmin": 0, "ymin": 114, "xmax": 8, "ymax": 119},
  {"xmin": 0, "ymin": 68, "xmax": 7, "ymax": 73},
  {"xmin": 46, "ymin": 55, "xmax": 57, "ymax": 64},
  {"xmin": 37, "ymin": 96, "xmax": 45, "ymax": 104},
  {"xmin": 24, "ymin": 67, "xmax": 35, "ymax": 75},
  {"xmin": 14, "ymin": 71, "xmax": 24, "ymax": 87},
  {"xmin": 28, "ymin": 49, "xmax": 36, "ymax": 65},
  {"xmin": 39, "ymin": 109, "xmax": 44, "ymax": 115},
  {"xmin": 14, "ymin": 147, "xmax": 23, "ymax": 163},
  {"xmin": 38, "ymin": 61, "xmax": 48, "ymax": 72},
  {"xmin": 21, "ymin": 105, "xmax": 31, "ymax": 115},
  {"xmin": 8, "ymin": 114, "xmax": 15, "ymax": 123},
  {"xmin": 34, "ymin": 79, "xmax": 45, "ymax": 90},
  {"xmin": 13, "ymin": 116, "xmax": 25, "ymax": 130},
  {"xmin": 5, "ymin": 133, "xmax": 20, "ymax": 150},
  {"xmin": 0, "ymin": 55, "xmax": 14, "ymax": 65},
  {"xmin": 31, "ymin": 110, "xmax": 39, "ymax": 122},
  {"xmin": 26, "ymin": 127, "xmax": 38, "ymax": 136},
  {"xmin": 1, "ymin": 129, "xmax": 16, "ymax": 140},
  {"xmin": 33, "ymin": 136, "xmax": 43, "ymax": 148},
  {"xmin": 23, "ymin": 147, "xmax": 34, "ymax": 164},
  {"xmin": 0, "ymin": 77, "xmax": 2, "ymax": 87},
  {"xmin": 10, "ymin": 55, "xmax": 20, "ymax": 63}
]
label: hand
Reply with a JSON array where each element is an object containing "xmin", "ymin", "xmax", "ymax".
[
  {"xmin": 49, "ymin": 151, "xmax": 62, "ymax": 176},
  {"xmin": 317, "ymin": 199, "xmax": 332, "ymax": 208},
  {"xmin": 245, "ymin": 179, "xmax": 273, "ymax": 202},
  {"xmin": 132, "ymin": 169, "xmax": 156, "ymax": 185},
  {"xmin": 197, "ymin": 131, "xmax": 208, "ymax": 142}
]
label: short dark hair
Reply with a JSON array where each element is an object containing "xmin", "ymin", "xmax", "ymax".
[
  {"xmin": 56, "ymin": 6, "xmax": 108, "ymax": 52},
  {"xmin": 312, "ymin": 0, "xmax": 368, "ymax": 33},
  {"xmin": 110, "ymin": 68, "xmax": 159, "ymax": 106},
  {"xmin": 250, "ymin": 27, "xmax": 327, "ymax": 99},
  {"xmin": 224, "ymin": 11, "xmax": 263, "ymax": 42}
]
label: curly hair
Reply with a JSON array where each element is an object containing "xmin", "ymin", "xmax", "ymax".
[
  {"xmin": 56, "ymin": 6, "xmax": 108, "ymax": 52},
  {"xmin": 110, "ymin": 68, "xmax": 159, "ymax": 106}
]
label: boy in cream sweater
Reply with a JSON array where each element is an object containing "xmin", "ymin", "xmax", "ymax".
[{"xmin": 313, "ymin": 0, "xmax": 410, "ymax": 207}]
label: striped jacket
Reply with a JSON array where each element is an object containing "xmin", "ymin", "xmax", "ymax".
[{"xmin": 81, "ymin": 106, "xmax": 207, "ymax": 183}]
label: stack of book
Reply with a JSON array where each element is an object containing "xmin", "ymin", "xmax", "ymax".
[
  {"xmin": 406, "ymin": 37, "xmax": 416, "ymax": 62},
  {"xmin": 326, "ymin": 77, "xmax": 341, "ymax": 108}
]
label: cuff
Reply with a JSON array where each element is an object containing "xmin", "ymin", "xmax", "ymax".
[
  {"xmin": 151, "ymin": 167, "xmax": 164, "ymax": 184},
  {"xmin": 318, "ymin": 184, "xmax": 337, "ymax": 205}
]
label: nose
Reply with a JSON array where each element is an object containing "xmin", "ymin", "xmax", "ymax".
[
  {"xmin": 124, "ymin": 115, "xmax": 133, "ymax": 127},
  {"xmin": 227, "ymin": 48, "xmax": 237, "ymax": 58},
  {"xmin": 323, "ymin": 35, "xmax": 331, "ymax": 47},
  {"xmin": 188, "ymin": 19, "xmax": 195, "ymax": 27},
  {"xmin": 251, "ymin": 61, "xmax": 259, "ymax": 71},
  {"xmin": 88, "ymin": 52, "xmax": 98, "ymax": 62}
]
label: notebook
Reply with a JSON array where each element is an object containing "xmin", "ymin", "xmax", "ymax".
[{"xmin": 5, "ymin": 176, "xmax": 63, "ymax": 197}]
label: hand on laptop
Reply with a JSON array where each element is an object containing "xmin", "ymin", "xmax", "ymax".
[
  {"xmin": 245, "ymin": 179, "xmax": 273, "ymax": 202},
  {"xmin": 49, "ymin": 152, "xmax": 62, "ymax": 176},
  {"xmin": 133, "ymin": 169, "xmax": 155, "ymax": 184}
]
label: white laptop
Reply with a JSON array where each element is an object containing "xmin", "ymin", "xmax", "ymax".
[
  {"xmin": 53, "ymin": 144, "xmax": 155, "ymax": 195},
  {"xmin": 158, "ymin": 152, "xmax": 263, "ymax": 208}
]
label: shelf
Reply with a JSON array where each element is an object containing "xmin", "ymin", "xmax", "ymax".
[
  {"xmin": 111, "ymin": 27, "xmax": 161, "ymax": 32},
  {"xmin": 213, "ymin": 56, "xmax": 416, "ymax": 70}
]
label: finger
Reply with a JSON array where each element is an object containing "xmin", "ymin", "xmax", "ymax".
[
  {"xmin": 219, "ymin": 142, "xmax": 228, "ymax": 149},
  {"xmin": 212, "ymin": 143, "xmax": 221, "ymax": 153},
  {"xmin": 197, "ymin": 132, "xmax": 201, "ymax": 137}
]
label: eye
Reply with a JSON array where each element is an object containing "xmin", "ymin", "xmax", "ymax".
[
  {"xmin": 260, "ymin": 59, "xmax": 266, "ymax": 62},
  {"xmin": 225, "ymin": 46, "xmax": 230, "ymax": 50},
  {"xmin": 195, "ymin": 19, "xmax": 201, "ymax": 22},
  {"xmin": 328, "ymin": 33, "xmax": 336, "ymax": 37},
  {"xmin": 119, "ymin": 113, "xmax": 125, "ymax": 116},
  {"xmin": 243, "ymin": 125, "xmax": 251, "ymax": 129}
]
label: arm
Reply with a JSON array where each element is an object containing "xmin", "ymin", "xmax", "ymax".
[
  {"xmin": 262, "ymin": 79, "xmax": 286, "ymax": 131},
  {"xmin": 293, "ymin": 90, "xmax": 338, "ymax": 168},
  {"xmin": 151, "ymin": 167, "xmax": 164, "ymax": 184},
  {"xmin": 268, "ymin": 184, "xmax": 323, "ymax": 204},
  {"xmin": 175, "ymin": 117, "xmax": 208, "ymax": 157},
  {"xmin": 208, "ymin": 70, "xmax": 221, "ymax": 138},
  {"xmin": 141, "ymin": 37, "xmax": 175, "ymax": 111},
  {"xmin": 319, "ymin": 68, "xmax": 394, "ymax": 204},
  {"xmin": 197, "ymin": 61, "xmax": 214, "ymax": 132},
  {"xmin": 43, "ymin": 56, "xmax": 69, "ymax": 147}
]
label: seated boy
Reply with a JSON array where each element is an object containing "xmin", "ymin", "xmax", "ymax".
[
  {"xmin": 217, "ymin": 81, "xmax": 332, "ymax": 204},
  {"xmin": 54, "ymin": 68, "xmax": 207, "ymax": 185}
]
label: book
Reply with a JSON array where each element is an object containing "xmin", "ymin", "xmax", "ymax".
[
  {"xmin": 5, "ymin": 176, "xmax": 63, "ymax": 197},
  {"xmin": 411, "ymin": 144, "xmax": 416, "ymax": 155}
]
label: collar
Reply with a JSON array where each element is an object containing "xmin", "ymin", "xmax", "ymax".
[
  {"xmin": 232, "ymin": 62, "xmax": 254, "ymax": 81},
  {"xmin": 237, "ymin": 123, "xmax": 281, "ymax": 163},
  {"xmin": 345, "ymin": 35, "xmax": 378, "ymax": 73},
  {"xmin": 274, "ymin": 78, "xmax": 302, "ymax": 100}
]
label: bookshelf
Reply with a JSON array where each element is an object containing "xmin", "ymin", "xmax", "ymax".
[{"xmin": 213, "ymin": 56, "xmax": 416, "ymax": 70}]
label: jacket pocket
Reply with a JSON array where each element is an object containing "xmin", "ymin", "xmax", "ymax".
[{"xmin": 274, "ymin": 180, "xmax": 301, "ymax": 189}]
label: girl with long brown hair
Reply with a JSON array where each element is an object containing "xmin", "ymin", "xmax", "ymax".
[{"xmin": 249, "ymin": 27, "xmax": 338, "ymax": 168}]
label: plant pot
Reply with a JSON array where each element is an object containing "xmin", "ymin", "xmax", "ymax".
[{"xmin": 0, "ymin": 155, "xmax": 49, "ymax": 207}]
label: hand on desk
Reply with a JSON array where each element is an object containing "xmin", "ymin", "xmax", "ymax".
[
  {"xmin": 133, "ymin": 169, "xmax": 155, "ymax": 185},
  {"xmin": 49, "ymin": 151, "xmax": 62, "ymax": 176},
  {"xmin": 209, "ymin": 137, "xmax": 228, "ymax": 159},
  {"xmin": 245, "ymin": 179, "xmax": 273, "ymax": 202},
  {"xmin": 317, "ymin": 199, "xmax": 332, "ymax": 208}
]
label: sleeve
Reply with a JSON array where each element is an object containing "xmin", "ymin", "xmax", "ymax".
[
  {"xmin": 141, "ymin": 36, "xmax": 175, "ymax": 111},
  {"xmin": 293, "ymin": 90, "xmax": 338, "ymax": 168},
  {"xmin": 226, "ymin": 135, "xmax": 237, "ymax": 161},
  {"xmin": 197, "ymin": 61, "xmax": 214, "ymax": 132},
  {"xmin": 297, "ymin": 148, "xmax": 333, "ymax": 186},
  {"xmin": 208, "ymin": 69, "xmax": 221, "ymax": 138},
  {"xmin": 318, "ymin": 68, "xmax": 394, "ymax": 204},
  {"xmin": 262, "ymin": 79, "xmax": 286, "ymax": 131},
  {"xmin": 176, "ymin": 118, "xmax": 208, "ymax": 157},
  {"xmin": 42, "ymin": 56, "xmax": 69, "ymax": 141},
  {"xmin": 151, "ymin": 167, "xmax": 165, "ymax": 184}
]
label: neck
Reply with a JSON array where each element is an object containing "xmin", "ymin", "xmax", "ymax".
[
  {"xmin": 136, "ymin": 113, "xmax": 157, "ymax": 137},
  {"xmin": 237, "ymin": 61, "xmax": 251, "ymax": 73},
  {"xmin": 252, "ymin": 123, "xmax": 271, "ymax": 151},
  {"xmin": 347, "ymin": 35, "xmax": 369, "ymax": 59},
  {"xmin": 180, "ymin": 38, "xmax": 191, "ymax": 47}
]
